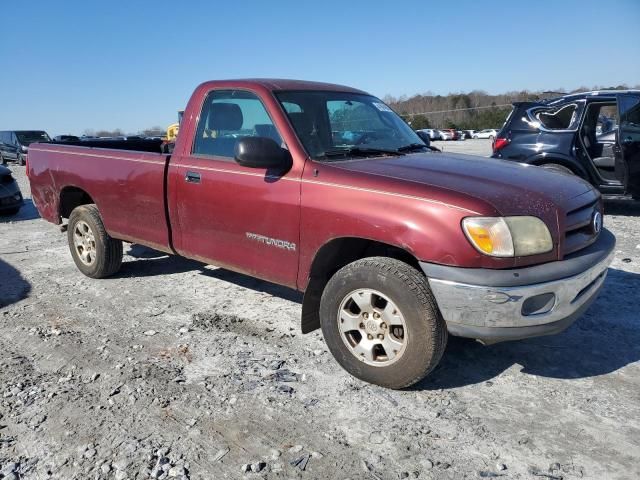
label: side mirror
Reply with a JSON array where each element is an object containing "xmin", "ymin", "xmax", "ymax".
[{"xmin": 234, "ymin": 137, "xmax": 292, "ymax": 171}]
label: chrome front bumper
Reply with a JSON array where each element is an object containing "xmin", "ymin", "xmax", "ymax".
[{"xmin": 421, "ymin": 229, "xmax": 615, "ymax": 343}]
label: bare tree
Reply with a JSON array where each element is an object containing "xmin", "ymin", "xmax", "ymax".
[{"xmin": 385, "ymin": 84, "xmax": 640, "ymax": 130}]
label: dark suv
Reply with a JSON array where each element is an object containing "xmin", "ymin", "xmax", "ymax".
[
  {"xmin": 492, "ymin": 91, "xmax": 640, "ymax": 199},
  {"xmin": 0, "ymin": 130, "xmax": 51, "ymax": 165}
]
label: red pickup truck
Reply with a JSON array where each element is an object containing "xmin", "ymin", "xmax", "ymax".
[{"xmin": 28, "ymin": 79, "xmax": 615, "ymax": 389}]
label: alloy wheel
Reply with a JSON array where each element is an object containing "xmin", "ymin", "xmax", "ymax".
[
  {"xmin": 337, "ymin": 288, "xmax": 408, "ymax": 367},
  {"xmin": 73, "ymin": 220, "xmax": 97, "ymax": 266}
]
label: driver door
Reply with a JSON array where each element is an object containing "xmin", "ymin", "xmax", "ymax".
[
  {"xmin": 615, "ymin": 94, "xmax": 640, "ymax": 197},
  {"xmin": 169, "ymin": 89, "xmax": 302, "ymax": 288}
]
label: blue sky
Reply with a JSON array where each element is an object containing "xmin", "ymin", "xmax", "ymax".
[{"xmin": 1, "ymin": 0, "xmax": 638, "ymax": 135}]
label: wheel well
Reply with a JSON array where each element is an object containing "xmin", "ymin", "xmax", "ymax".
[
  {"xmin": 533, "ymin": 158, "xmax": 585, "ymax": 178},
  {"xmin": 59, "ymin": 187, "xmax": 94, "ymax": 219},
  {"xmin": 300, "ymin": 237, "xmax": 421, "ymax": 334}
]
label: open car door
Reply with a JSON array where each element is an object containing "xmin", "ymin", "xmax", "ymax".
[{"xmin": 615, "ymin": 93, "xmax": 640, "ymax": 198}]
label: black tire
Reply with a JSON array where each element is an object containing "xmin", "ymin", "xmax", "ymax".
[
  {"xmin": 541, "ymin": 163, "xmax": 574, "ymax": 175},
  {"xmin": 0, "ymin": 153, "xmax": 5, "ymax": 165},
  {"xmin": 319, "ymin": 257, "xmax": 447, "ymax": 389},
  {"xmin": 0, "ymin": 206, "xmax": 20, "ymax": 216},
  {"xmin": 16, "ymin": 154, "xmax": 25, "ymax": 166},
  {"xmin": 67, "ymin": 204, "xmax": 122, "ymax": 278}
]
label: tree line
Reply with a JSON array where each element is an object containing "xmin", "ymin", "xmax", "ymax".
[{"xmin": 383, "ymin": 84, "xmax": 639, "ymax": 130}]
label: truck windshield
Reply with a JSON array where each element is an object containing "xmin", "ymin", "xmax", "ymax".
[
  {"xmin": 276, "ymin": 91, "xmax": 426, "ymax": 160},
  {"xmin": 16, "ymin": 131, "xmax": 51, "ymax": 145}
]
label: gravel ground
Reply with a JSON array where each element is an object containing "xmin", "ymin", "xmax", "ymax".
[
  {"xmin": 432, "ymin": 138, "xmax": 493, "ymax": 156},
  {"xmin": 1, "ymin": 143, "xmax": 639, "ymax": 480}
]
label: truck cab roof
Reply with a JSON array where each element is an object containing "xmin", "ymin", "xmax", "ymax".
[{"xmin": 196, "ymin": 78, "xmax": 368, "ymax": 94}]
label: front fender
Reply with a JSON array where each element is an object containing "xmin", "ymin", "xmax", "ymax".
[{"xmin": 296, "ymin": 177, "xmax": 512, "ymax": 290}]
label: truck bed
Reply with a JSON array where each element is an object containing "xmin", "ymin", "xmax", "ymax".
[
  {"xmin": 28, "ymin": 142, "xmax": 172, "ymax": 252},
  {"xmin": 48, "ymin": 137, "xmax": 164, "ymax": 154}
]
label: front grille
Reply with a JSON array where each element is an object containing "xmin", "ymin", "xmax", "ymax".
[{"xmin": 563, "ymin": 198, "xmax": 601, "ymax": 256}]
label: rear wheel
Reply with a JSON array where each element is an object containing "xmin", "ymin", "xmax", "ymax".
[
  {"xmin": 0, "ymin": 206, "xmax": 20, "ymax": 216},
  {"xmin": 67, "ymin": 204, "xmax": 122, "ymax": 278},
  {"xmin": 320, "ymin": 257, "xmax": 447, "ymax": 389},
  {"xmin": 541, "ymin": 163, "xmax": 574, "ymax": 175}
]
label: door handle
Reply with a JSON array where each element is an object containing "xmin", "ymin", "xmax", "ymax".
[{"xmin": 185, "ymin": 171, "xmax": 201, "ymax": 183}]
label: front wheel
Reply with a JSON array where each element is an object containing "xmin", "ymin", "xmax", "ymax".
[
  {"xmin": 16, "ymin": 154, "xmax": 25, "ymax": 166},
  {"xmin": 67, "ymin": 204, "xmax": 123, "ymax": 278},
  {"xmin": 320, "ymin": 257, "xmax": 447, "ymax": 389}
]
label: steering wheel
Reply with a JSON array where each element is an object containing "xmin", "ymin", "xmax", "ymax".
[{"xmin": 355, "ymin": 132, "xmax": 377, "ymax": 145}]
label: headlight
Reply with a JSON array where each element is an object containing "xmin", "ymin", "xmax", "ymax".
[
  {"xmin": 21, "ymin": 146, "xmax": 28, "ymax": 152},
  {"xmin": 462, "ymin": 216, "xmax": 553, "ymax": 257}
]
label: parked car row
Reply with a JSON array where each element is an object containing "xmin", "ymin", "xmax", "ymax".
[
  {"xmin": 0, "ymin": 130, "xmax": 51, "ymax": 165},
  {"xmin": 415, "ymin": 128, "xmax": 499, "ymax": 141},
  {"xmin": 472, "ymin": 128, "xmax": 499, "ymax": 139}
]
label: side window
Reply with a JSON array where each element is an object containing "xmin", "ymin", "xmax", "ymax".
[
  {"xmin": 535, "ymin": 104, "xmax": 577, "ymax": 130},
  {"xmin": 620, "ymin": 95, "xmax": 640, "ymax": 140},
  {"xmin": 193, "ymin": 90, "xmax": 283, "ymax": 159}
]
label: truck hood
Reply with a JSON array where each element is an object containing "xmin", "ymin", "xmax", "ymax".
[{"xmin": 332, "ymin": 152, "xmax": 594, "ymax": 216}]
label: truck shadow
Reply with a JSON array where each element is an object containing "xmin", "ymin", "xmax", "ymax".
[
  {"xmin": 199, "ymin": 268, "xmax": 303, "ymax": 304},
  {"xmin": 116, "ymin": 245, "xmax": 303, "ymax": 303},
  {"xmin": 116, "ymin": 253, "xmax": 203, "ymax": 278},
  {"xmin": 0, "ymin": 199, "xmax": 40, "ymax": 223},
  {"xmin": 413, "ymin": 268, "xmax": 640, "ymax": 390},
  {"xmin": 0, "ymin": 258, "xmax": 31, "ymax": 308}
]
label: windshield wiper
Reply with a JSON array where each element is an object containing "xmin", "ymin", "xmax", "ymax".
[
  {"xmin": 319, "ymin": 147, "xmax": 403, "ymax": 159},
  {"xmin": 397, "ymin": 143, "xmax": 428, "ymax": 153}
]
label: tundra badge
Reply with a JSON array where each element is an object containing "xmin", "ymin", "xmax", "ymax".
[{"xmin": 246, "ymin": 232, "xmax": 296, "ymax": 251}]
